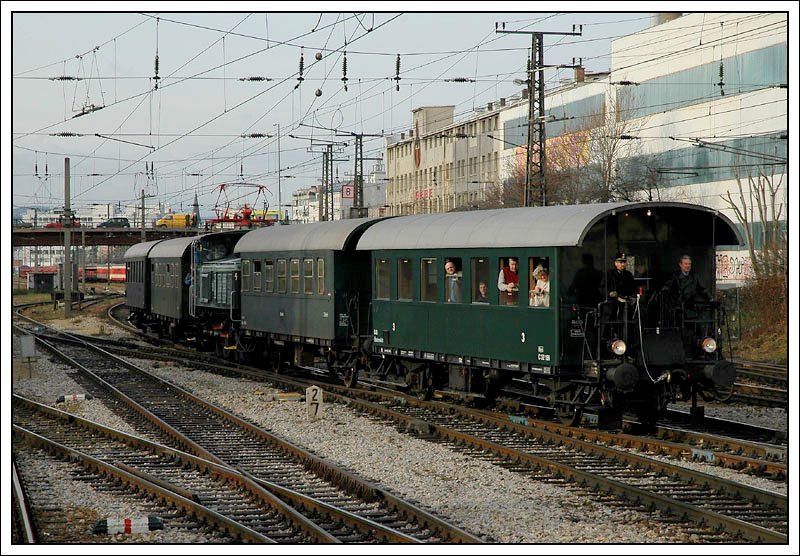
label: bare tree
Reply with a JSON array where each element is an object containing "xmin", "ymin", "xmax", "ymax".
[
  {"xmin": 721, "ymin": 166, "xmax": 787, "ymax": 279},
  {"xmin": 583, "ymin": 87, "xmax": 650, "ymax": 202}
]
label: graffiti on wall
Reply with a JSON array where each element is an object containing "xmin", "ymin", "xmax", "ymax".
[{"xmin": 716, "ymin": 251, "xmax": 754, "ymax": 281}]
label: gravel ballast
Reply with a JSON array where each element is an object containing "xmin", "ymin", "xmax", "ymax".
[{"xmin": 12, "ymin": 331, "xmax": 788, "ymax": 544}]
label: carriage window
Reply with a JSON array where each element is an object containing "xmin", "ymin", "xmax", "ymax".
[
  {"xmin": 444, "ymin": 257, "xmax": 462, "ymax": 303},
  {"xmin": 277, "ymin": 258, "xmax": 287, "ymax": 293},
  {"xmin": 317, "ymin": 258, "xmax": 325, "ymax": 295},
  {"xmin": 375, "ymin": 258, "xmax": 390, "ymax": 299},
  {"xmin": 264, "ymin": 260, "xmax": 274, "ymax": 293},
  {"xmin": 253, "ymin": 260, "xmax": 262, "ymax": 292},
  {"xmin": 528, "ymin": 257, "xmax": 550, "ymax": 308},
  {"xmin": 498, "ymin": 257, "xmax": 520, "ymax": 306},
  {"xmin": 420, "ymin": 258, "xmax": 438, "ymax": 302},
  {"xmin": 303, "ymin": 258, "xmax": 314, "ymax": 294},
  {"xmin": 290, "ymin": 258, "xmax": 300, "ymax": 293},
  {"xmin": 471, "ymin": 257, "xmax": 491, "ymax": 304},
  {"xmin": 242, "ymin": 260, "xmax": 251, "ymax": 291},
  {"xmin": 397, "ymin": 258, "xmax": 413, "ymax": 301}
]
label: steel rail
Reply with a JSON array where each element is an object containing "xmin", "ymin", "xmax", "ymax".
[{"xmin": 13, "ymin": 425, "xmax": 276, "ymax": 543}]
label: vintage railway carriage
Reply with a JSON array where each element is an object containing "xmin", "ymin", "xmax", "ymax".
[
  {"xmin": 123, "ymin": 239, "xmax": 165, "ymax": 327},
  {"xmin": 234, "ymin": 218, "xmax": 380, "ymax": 370},
  {"xmin": 147, "ymin": 236, "xmax": 197, "ymax": 338},
  {"xmin": 356, "ymin": 202, "xmax": 742, "ymax": 424}
]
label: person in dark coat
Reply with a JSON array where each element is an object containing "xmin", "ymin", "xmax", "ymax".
[
  {"xmin": 607, "ymin": 252, "xmax": 635, "ymax": 302},
  {"xmin": 568, "ymin": 253, "xmax": 603, "ymax": 309},
  {"xmin": 663, "ymin": 255, "xmax": 709, "ymax": 305},
  {"xmin": 602, "ymin": 252, "xmax": 635, "ymax": 342}
]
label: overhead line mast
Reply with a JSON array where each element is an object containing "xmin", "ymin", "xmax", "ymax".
[{"xmin": 496, "ymin": 24, "xmax": 582, "ymax": 207}]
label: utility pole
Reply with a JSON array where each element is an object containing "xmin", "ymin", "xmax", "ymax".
[
  {"xmin": 63, "ymin": 158, "xmax": 72, "ymax": 318},
  {"xmin": 496, "ymin": 25, "xmax": 582, "ymax": 207},
  {"xmin": 275, "ymin": 123, "xmax": 282, "ymax": 223},
  {"xmin": 141, "ymin": 189, "xmax": 146, "ymax": 242}
]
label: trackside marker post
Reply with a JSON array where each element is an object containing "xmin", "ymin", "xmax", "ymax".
[
  {"xmin": 306, "ymin": 385, "xmax": 323, "ymax": 421},
  {"xmin": 56, "ymin": 393, "xmax": 94, "ymax": 403},
  {"xmin": 93, "ymin": 516, "xmax": 164, "ymax": 534}
]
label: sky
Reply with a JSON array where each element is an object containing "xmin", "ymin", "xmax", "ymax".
[{"xmin": 6, "ymin": 4, "xmax": 665, "ymax": 218}]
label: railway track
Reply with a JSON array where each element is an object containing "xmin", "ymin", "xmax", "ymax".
[
  {"xmin": 13, "ymin": 395, "xmax": 349, "ymax": 543},
  {"xmin": 95, "ymin": 305, "xmax": 791, "ymax": 480},
  {"xmin": 16, "ymin": 326, "xmax": 482, "ymax": 544},
  {"xmin": 28, "ymin": 305, "xmax": 789, "ymax": 542},
  {"xmin": 722, "ymin": 360, "xmax": 789, "ymax": 408}
]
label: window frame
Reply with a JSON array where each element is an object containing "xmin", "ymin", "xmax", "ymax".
[
  {"xmin": 290, "ymin": 258, "xmax": 300, "ymax": 294},
  {"xmin": 420, "ymin": 257, "xmax": 438, "ymax": 303},
  {"xmin": 277, "ymin": 258, "xmax": 287, "ymax": 293},
  {"xmin": 397, "ymin": 257, "xmax": 413, "ymax": 301},
  {"xmin": 264, "ymin": 259, "xmax": 274, "ymax": 293},
  {"xmin": 303, "ymin": 258, "xmax": 314, "ymax": 294}
]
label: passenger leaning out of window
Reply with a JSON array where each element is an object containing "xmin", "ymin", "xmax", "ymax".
[
  {"xmin": 530, "ymin": 266, "xmax": 550, "ymax": 307},
  {"xmin": 445, "ymin": 260, "xmax": 462, "ymax": 303},
  {"xmin": 498, "ymin": 257, "xmax": 519, "ymax": 305}
]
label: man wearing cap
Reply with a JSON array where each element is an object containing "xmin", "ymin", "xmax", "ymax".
[
  {"xmin": 602, "ymin": 253, "xmax": 636, "ymax": 342},
  {"xmin": 607, "ymin": 253, "xmax": 635, "ymax": 302}
]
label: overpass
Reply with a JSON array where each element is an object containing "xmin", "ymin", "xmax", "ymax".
[{"xmin": 12, "ymin": 227, "xmax": 201, "ymax": 248}]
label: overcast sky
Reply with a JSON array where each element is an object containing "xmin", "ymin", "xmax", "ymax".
[{"xmin": 5, "ymin": 5, "xmax": 669, "ymax": 216}]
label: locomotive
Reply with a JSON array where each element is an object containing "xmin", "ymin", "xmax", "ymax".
[{"xmin": 124, "ymin": 201, "xmax": 742, "ymax": 427}]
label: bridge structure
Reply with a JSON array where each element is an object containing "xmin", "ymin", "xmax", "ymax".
[{"xmin": 12, "ymin": 227, "xmax": 200, "ymax": 248}]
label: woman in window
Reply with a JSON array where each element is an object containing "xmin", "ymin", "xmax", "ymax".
[{"xmin": 530, "ymin": 266, "xmax": 550, "ymax": 308}]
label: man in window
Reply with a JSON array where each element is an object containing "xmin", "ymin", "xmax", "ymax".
[
  {"xmin": 498, "ymin": 257, "xmax": 519, "ymax": 305},
  {"xmin": 445, "ymin": 260, "xmax": 462, "ymax": 303}
]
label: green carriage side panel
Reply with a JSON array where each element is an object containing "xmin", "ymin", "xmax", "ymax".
[
  {"xmin": 359, "ymin": 203, "xmax": 743, "ymax": 372},
  {"xmin": 235, "ymin": 217, "xmax": 383, "ymax": 344},
  {"xmin": 370, "ymin": 247, "xmax": 559, "ymax": 367},
  {"xmin": 148, "ymin": 236, "xmax": 195, "ymax": 320}
]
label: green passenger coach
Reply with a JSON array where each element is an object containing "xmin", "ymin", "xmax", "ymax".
[{"xmin": 356, "ymin": 202, "xmax": 742, "ymax": 425}]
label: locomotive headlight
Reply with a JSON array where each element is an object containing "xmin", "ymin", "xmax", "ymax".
[
  {"xmin": 610, "ymin": 339, "xmax": 627, "ymax": 356},
  {"xmin": 701, "ymin": 337, "xmax": 717, "ymax": 353}
]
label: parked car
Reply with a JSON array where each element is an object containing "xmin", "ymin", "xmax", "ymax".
[
  {"xmin": 45, "ymin": 220, "xmax": 81, "ymax": 228},
  {"xmin": 97, "ymin": 217, "xmax": 130, "ymax": 228},
  {"xmin": 13, "ymin": 218, "xmax": 33, "ymax": 228},
  {"xmin": 155, "ymin": 213, "xmax": 193, "ymax": 228}
]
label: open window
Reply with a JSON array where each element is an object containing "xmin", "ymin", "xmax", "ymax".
[{"xmin": 528, "ymin": 257, "xmax": 550, "ymax": 308}]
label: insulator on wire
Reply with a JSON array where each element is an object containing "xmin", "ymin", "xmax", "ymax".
[
  {"xmin": 298, "ymin": 49, "xmax": 305, "ymax": 82},
  {"xmin": 342, "ymin": 51, "xmax": 348, "ymax": 91},
  {"xmin": 394, "ymin": 54, "xmax": 401, "ymax": 91},
  {"xmin": 153, "ymin": 54, "xmax": 160, "ymax": 89}
]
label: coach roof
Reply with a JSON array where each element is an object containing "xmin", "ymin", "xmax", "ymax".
[
  {"xmin": 355, "ymin": 202, "xmax": 743, "ymax": 250},
  {"xmin": 235, "ymin": 217, "xmax": 383, "ymax": 253},
  {"xmin": 123, "ymin": 239, "xmax": 165, "ymax": 260},
  {"xmin": 148, "ymin": 236, "xmax": 197, "ymax": 258}
]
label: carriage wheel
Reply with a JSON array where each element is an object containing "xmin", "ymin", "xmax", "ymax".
[
  {"xmin": 343, "ymin": 366, "xmax": 358, "ymax": 389},
  {"xmin": 414, "ymin": 366, "xmax": 433, "ymax": 401},
  {"xmin": 714, "ymin": 381, "xmax": 736, "ymax": 403},
  {"xmin": 556, "ymin": 404, "xmax": 582, "ymax": 427}
]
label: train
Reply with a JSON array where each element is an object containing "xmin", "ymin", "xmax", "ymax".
[{"xmin": 124, "ymin": 201, "xmax": 742, "ymax": 428}]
